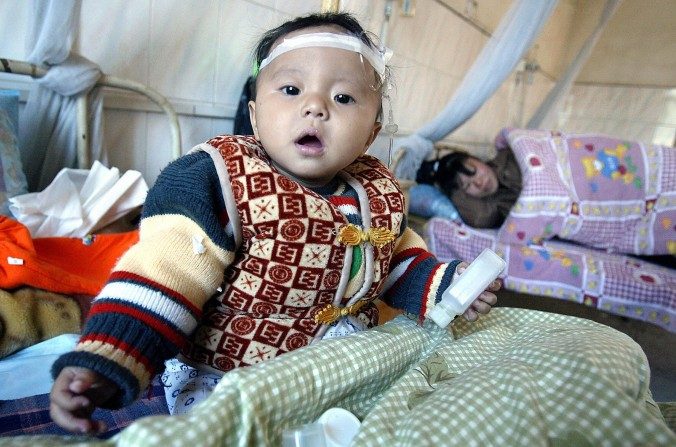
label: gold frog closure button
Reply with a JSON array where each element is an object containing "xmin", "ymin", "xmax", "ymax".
[
  {"xmin": 314, "ymin": 300, "xmax": 368, "ymax": 325},
  {"xmin": 337, "ymin": 223, "xmax": 395, "ymax": 248}
]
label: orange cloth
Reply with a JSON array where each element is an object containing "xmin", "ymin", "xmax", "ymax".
[{"xmin": 0, "ymin": 217, "xmax": 138, "ymax": 295}]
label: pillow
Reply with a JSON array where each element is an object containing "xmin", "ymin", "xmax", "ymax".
[
  {"xmin": 408, "ymin": 183, "xmax": 461, "ymax": 221},
  {"xmin": 0, "ymin": 90, "xmax": 27, "ymax": 216}
]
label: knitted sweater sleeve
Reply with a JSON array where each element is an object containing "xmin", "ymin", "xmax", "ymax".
[
  {"xmin": 380, "ymin": 227, "xmax": 460, "ymax": 318},
  {"xmin": 52, "ymin": 151, "xmax": 237, "ymax": 408}
]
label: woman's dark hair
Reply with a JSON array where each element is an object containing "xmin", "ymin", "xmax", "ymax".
[
  {"xmin": 251, "ymin": 12, "xmax": 379, "ymax": 99},
  {"xmin": 415, "ymin": 152, "xmax": 475, "ymax": 196}
]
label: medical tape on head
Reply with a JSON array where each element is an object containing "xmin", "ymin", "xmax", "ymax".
[{"xmin": 258, "ymin": 32, "xmax": 392, "ymax": 77}]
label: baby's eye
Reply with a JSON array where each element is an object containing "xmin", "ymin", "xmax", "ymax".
[
  {"xmin": 282, "ymin": 86, "xmax": 300, "ymax": 95},
  {"xmin": 334, "ymin": 94, "xmax": 354, "ymax": 104}
]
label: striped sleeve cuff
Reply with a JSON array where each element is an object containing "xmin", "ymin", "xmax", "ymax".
[
  {"xmin": 51, "ymin": 351, "xmax": 141, "ymax": 409},
  {"xmin": 383, "ymin": 249, "xmax": 459, "ymax": 317},
  {"xmin": 51, "ymin": 273, "xmax": 201, "ymax": 407}
]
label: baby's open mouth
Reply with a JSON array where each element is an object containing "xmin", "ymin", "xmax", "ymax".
[{"xmin": 296, "ymin": 134, "xmax": 323, "ymax": 148}]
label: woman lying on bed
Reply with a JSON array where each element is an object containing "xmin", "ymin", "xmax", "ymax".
[
  {"xmin": 416, "ymin": 128, "xmax": 675, "ymax": 264},
  {"xmin": 416, "ymin": 147, "xmax": 521, "ymax": 229}
]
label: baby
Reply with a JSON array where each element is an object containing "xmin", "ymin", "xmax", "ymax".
[{"xmin": 50, "ymin": 12, "xmax": 500, "ymax": 434}]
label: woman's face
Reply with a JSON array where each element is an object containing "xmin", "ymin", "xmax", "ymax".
[{"xmin": 457, "ymin": 157, "xmax": 498, "ymax": 198}]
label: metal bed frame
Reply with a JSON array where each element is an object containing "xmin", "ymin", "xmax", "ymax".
[{"xmin": 0, "ymin": 57, "xmax": 181, "ymax": 168}]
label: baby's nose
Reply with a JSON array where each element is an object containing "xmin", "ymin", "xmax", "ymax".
[{"xmin": 302, "ymin": 95, "xmax": 328, "ymax": 118}]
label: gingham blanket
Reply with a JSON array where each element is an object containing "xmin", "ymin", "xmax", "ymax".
[{"xmin": 0, "ymin": 309, "xmax": 673, "ymax": 446}]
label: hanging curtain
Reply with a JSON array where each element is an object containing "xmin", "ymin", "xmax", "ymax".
[
  {"xmin": 19, "ymin": 0, "xmax": 104, "ymax": 192},
  {"xmin": 527, "ymin": 0, "xmax": 623, "ymax": 129},
  {"xmin": 393, "ymin": 0, "xmax": 558, "ymax": 180}
]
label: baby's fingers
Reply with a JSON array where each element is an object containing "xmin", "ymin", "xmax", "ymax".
[
  {"xmin": 49, "ymin": 384, "xmax": 100, "ymax": 435},
  {"xmin": 471, "ymin": 298, "xmax": 492, "ymax": 315},
  {"xmin": 477, "ymin": 290, "xmax": 498, "ymax": 307},
  {"xmin": 50, "ymin": 387, "xmax": 90, "ymax": 412},
  {"xmin": 49, "ymin": 400, "xmax": 105, "ymax": 434},
  {"xmin": 462, "ymin": 291, "xmax": 497, "ymax": 321},
  {"xmin": 455, "ymin": 262, "xmax": 469, "ymax": 273},
  {"xmin": 486, "ymin": 278, "xmax": 502, "ymax": 292},
  {"xmin": 462, "ymin": 307, "xmax": 479, "ymax": 322}
]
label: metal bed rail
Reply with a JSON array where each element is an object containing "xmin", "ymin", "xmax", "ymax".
[{"xmin": 0, "ymin": 57, "xmax": 182, "ymax": 168}]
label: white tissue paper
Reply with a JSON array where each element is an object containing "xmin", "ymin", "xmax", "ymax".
[{"xmin": 9, "ymin": 161, "xmax": 148, "ymax": 237}]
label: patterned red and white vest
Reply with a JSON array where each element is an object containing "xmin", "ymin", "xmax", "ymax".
[{"xmin": 180, "ymin": 135, "xmax": 406, "ymax": 373}]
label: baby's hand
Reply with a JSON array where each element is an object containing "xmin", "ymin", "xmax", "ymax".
[
  {"xmin": 49, "ymin": 366, "xmax": 117, "ymax": 434},
  {"xmin": 453, "ymin": 261, "xmax": 500, "ymax": 322}
]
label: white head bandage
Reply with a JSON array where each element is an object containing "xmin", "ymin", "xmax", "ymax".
[{"xmin": 258, "ymin": 32, "xmax": 393, "ymax": 77}]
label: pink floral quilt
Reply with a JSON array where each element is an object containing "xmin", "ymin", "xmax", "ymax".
[
  {"xmin": 424, "ymin": 128, "xmax": 675, "ymax": 332},
  {"xmin": 427, "ymin": 217, "xmax": 675, "ymax": 332},
  {"xmin": 496, "ymin": 128, "xmax": 675, "ymax": 255}
]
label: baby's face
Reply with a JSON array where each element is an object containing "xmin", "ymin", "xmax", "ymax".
[{"xmin": 249, "ymin": 25, "xmax": 382, "ymax": 187}]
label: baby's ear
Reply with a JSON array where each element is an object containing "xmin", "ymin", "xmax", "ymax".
[
  {"xmin": 364, "ymin": 122, "xmax": 382, "ymax": 152},
  {"xmin": 247, "ymin": 101, "xmax": 259, "ymax": 139}
]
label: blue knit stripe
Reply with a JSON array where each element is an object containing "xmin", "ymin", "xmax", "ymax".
[
  {"xmin": 433, "ymin": 260, "xmax": 459, "ymax": 303},
  {"xmin": 143, "ymin": 151, "xmax": 235, "ymax": 252},
  {"xmin": 97, "ymin": 279, "xmax": 200, "ymax": 334},
  {"xmin": 87, "ymin": 299, "xmax": 185, "ymax": 348},
  {"xmin": 383, "ymin": 258, "xmax": 458, "ymax": 316},
  {"xmin": 340, "ymin": 186, "xmax": 362, "ymax": 226},
  {"xmin": 82, "ymin": 310, "xmax": 180, "ymax": 367},
  {"xmin": 109, "ymin": 271, "xmax": 202, "ymax": 318}
]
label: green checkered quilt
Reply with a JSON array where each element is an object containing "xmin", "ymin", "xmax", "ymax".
[{"xmin": 1, "ymin": 308, "xmax": 674, "ymax": 446}]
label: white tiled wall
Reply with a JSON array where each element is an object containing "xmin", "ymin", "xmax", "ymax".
[
  {"xmin": 4, "ymin": 0, "xmax": 668, "ymax": 187},
  {"xmin": 556, "ymin": 85, "xmax": 676, "ymax": 146}
]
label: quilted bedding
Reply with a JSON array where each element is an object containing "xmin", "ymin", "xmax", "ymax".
[
  {"xmin": 424, "ymin": 128, "xmax": 675, "ymax": 332},
  {"xmin": 427, "ymin": 218, "xmax": 675, "ymax": 332},
  {"xmin": 0, "ymin": 310, "xmax": 673, "ymax": 446},
  {"xmin": 495, "ymin": 128, "xmax": 675, "ymax": 255}
]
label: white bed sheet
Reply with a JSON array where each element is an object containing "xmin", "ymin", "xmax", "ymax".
[{"xmin": 0, "ymin": 333, "xmax": 78, "ymax": 400}]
